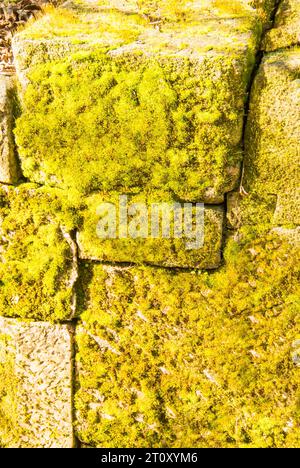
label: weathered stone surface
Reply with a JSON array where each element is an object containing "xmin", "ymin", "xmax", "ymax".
[
  {"xmin": 271, "ymin": 226, "xmax": 300, "ymax": 245},
  {"xmin": 0, "ymin": 317, "xmax": 73, "ymax": 448},
  {"xmin": 263, "ymin": 0, "xmax": 300, "ymax": 51},
  {"xmin": 234, "ymin": 48, "xmax": 300, "ymax": 226},
  {"xmin": 75, "ymin": 244, "xmax": 300, "ymax": 448},
  {"xmin": 0, "ymin": 184, "xmax": 78, "ymax": 321},
  {"xmin": 226, "ymin": 190, "xmax": 277, "ymax": 228},
  {"xmin": 12, "ymin": 1, "xmax": 273, "ymax": 203},
  {"xmin": 0, "ymin": 76, "xmax": 19, "ymax": 184},
  {"xmin": 77, "ymin": 192, "xmax": 224, "ymax": 269}
]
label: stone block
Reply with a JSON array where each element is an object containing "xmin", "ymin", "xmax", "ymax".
[
  {"xmin": 0, "ymin": 317, "xmax": 73, "ymax": 448},
  {"xmin": 12, "ymin": 1, "xmax": 271, "ymax": 203},
  {"xmin": 263, "ymin": 0, "xmax": 300, "ymax": 51},
  {"xmin": 0, "ymin": 76, "xmax": 19, "ymax": 184},
  {"xmin": 75, "ymin": 247, "xmax": 300, "ymax": 447},
  {"xmin": 0, "ymin": 184, "xmax": 78, "ymax": 321},
  {"xmin": 242, "ymin": 48, "xmax": 300, "ymax": 226},
  {"xmin": 77, "ymin": 192, "xmax": 224, "ymax": 269}
]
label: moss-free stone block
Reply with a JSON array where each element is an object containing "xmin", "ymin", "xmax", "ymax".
[
  {"xmin": 0, "ymin": 184, "xmax": 78, "ymax": 321},
  {"xmin": 0, "ymin": 76, "xmax": 19, "ymax": 184},
  {"xmin": 77, "ymin": 192, "xmax": 224, "ymax": 269},
  {"xmin": 75, "ymin": 230, "xmax": 300, "ymax": 447},
  {"xmin": 240, "ymin": 48, "xmax": 300, "ymax": 226},
  {"xmin": 263, "ymin": 0, "xmax": 300, "ymax": 51},
  {"xmin": 13, "ymin": 1, "xmax": 273, "ymax": 203},
  {"xmin": 0, "ymin": 317, "xmax": 73, "ymax": 448}
]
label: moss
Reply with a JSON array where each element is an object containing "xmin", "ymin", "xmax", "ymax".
[
  {"xmin": 15, "ymin": 46, "xmax": 258, "ymax": 203},
  {"xmin": 263, "ymin": 0, "xmax": 300, "ymax": 51},
  {"xmin": 75, "ymin": 228, "xmax": 300, "ymax": 447},
  {"xmin": 0, "ymin": 334, "xmax": 19, "ymax": 448},
  {"xmin": 227, "ymin": 191, "xmax": 277, "ymax": 230},
  {"xmin": 0, "ymin": 184, "xmax": 80, "ymax": 321},
  {"xmin": 250, "ymin": 0, "xmax": 277, "ymax": 22},
  {"xmin": 77, "ymin": 191, "xmax": 224, "ymax": 269},
  {"xmin": 12, "ymin": 0, "xmax": 269, "ymax": 204},
  {"xmin": 16, "ymin": 1, "xmax": 269, "ymax": 42},
  {"xmin": 0, "ymin": 319, "xmax": 74, "ymax": 448},
  {"xmin": 12, "ymin": 0, "xmax": 274, "ymax": 77},
  {"xmin": 242, "ymin": 48, "xmax": 300, "ymax": 226},
  {"xmin": 0, "ymin": 76, "xmax": 20, "ymax": 185}
]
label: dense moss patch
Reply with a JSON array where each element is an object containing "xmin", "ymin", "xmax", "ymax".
[
  {"xmin": 15, "ymin": 48, "xmax": 256, "ymax": 202},
  {"xmin": 0, "ymin": 184, "xmax": 79, "ymax": 321},
  {"xmin": 77, "ymin": 191, "xmax": 224, "ymax": 269},
  {"xmin": 13, "ymin": 0, "xmax": 271, "ymax": 203},
  {"xmin": 75, "ymin": 229, "xmax": 300, "ymax": 448},
  {"xmin": 263, "ymin": 0, "xmax": 300, "ymax": 51},
  {"xmin": 16, "ymin": 1, "xmax": 272, "ymax": 41}
]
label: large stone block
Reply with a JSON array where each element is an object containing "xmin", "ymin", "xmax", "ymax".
[
  {"xmin": 0, "ymin": 317, "xmax": 73, "ymax": 448},
  {"xmin": 77, "ymin": 192, "xmax": 224, "ymax": 269},
  {"xmin": 75, "ymin": 236, "xmax": 300, "ymax": 448},
  {"xmin": 12, "ymin": 1, "xmax": 272, "ymax": 203},
  {"xmin": 236, "ymin": 48, "xmax": 300, "ymax": 226},
  {"xmin": 0, "ymin": 184, "xmax": 78, "ymax": 321},
  {"xmin": 263, "ymin": 0, "xmax": 300, "ymax": 51},
  {"xmin": 0, "ymin": 76, "xmax": 19, "ymax": 184}
]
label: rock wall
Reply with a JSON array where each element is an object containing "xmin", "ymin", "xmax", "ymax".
[{"xmin": 0, "ymin": 0, "xmax": 299, "ymax": 448}]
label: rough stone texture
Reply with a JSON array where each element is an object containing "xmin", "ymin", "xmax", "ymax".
[
  {"xmin": 75, "ymin": 247, "xmax": 300, "ymax": 448},
  {"xmin": 0, "ymin": 184, "xmax": 78, "ymax": 321},
  {"xmin": 12, "ymin": 0, "xmax": 271, "ymax": 203},
  {"xmin": 0, "ymin": 0, "xmax": 298, "ymax": 450},
  {"xmin": 0, "ymin": 317, "xmax": 73, "ymax": 448},
  {"xmin": 77, "ymin": 193, "xmax": 224, "ymax": 269},
  {"xmin": 228, "ymin": 48, "xmax": 300, "ymax": 227},
  {"xmin": 271, "ymin": 226, "xmax": 300, "ymax": 245},
  {"xmin": 0, "ymin": 76, "xmax": 19, "ymax": 184},
  {"xmin": 263, "ymin": 0, "xmax": 300, "ymax": 51}
]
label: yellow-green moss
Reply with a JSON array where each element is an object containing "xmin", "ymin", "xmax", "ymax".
[
  {"xmin": 0, "ymin": 184, "xmax": 79, "ymax": 321},
  {"xmin": 75, "ymin": 229, "xmax": 300, "ymax": 448},
  {"xmin": 16, "ymin": 1, "xmax": 268, "ymax": 42},
  {"xmin": 12, "ymin": 0, "xmax": 275, "ymax": 77},
  {"xmin": 15, "ymin": 47, "xmax": 257, "ymax": 203},
  {"xmin": 77, "ymin": 190, "xmax": 224, "ymax": 268},
  {"xmin": 0, "ymin": 319, "xmax": 74, "ymax": 448},
  {"xmin": 0, "ymin": 334, "xmax": 19, "ymax": 448},
  {"xmin": 263, "ymin": 0, "xmax": 300, "ymax": 51},
  {"xmin": 243, "ymin": 48, "xmax": 300, "ymax": 226},
  {"xmin": 12, "ymin": 0, "xmax": 270, "ymax": 203}
]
